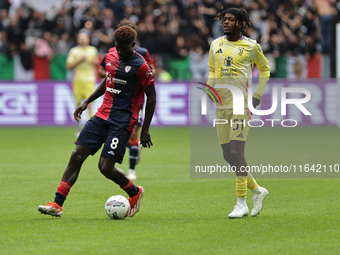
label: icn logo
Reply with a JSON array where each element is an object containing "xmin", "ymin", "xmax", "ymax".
[{"xmin": 196, "ymin": 82, "xmax": 222, "ymax": 115}]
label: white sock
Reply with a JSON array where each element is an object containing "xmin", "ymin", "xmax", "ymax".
[
  {"xmin": 252, "ymin": 187, "xmax": 261, "ymax": 194},
  {"xmin": 237, "ymin": 198, "xmax": 247, "ymax": 207}
]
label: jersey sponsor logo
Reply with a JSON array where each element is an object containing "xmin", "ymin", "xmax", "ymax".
[
  {"xmin": 220, "ymin": 63, "xmax": 237, "ymax": 77},
  {"xmin": 113, "ymin": 77, "xmax": 127, "ymax": 85},
  {"xmin": 106, "ymin": 74, "xmax": 127, "ymax": 86},
  {"xmin": 125, "ymin": 65, "xmax": 131, "ymax": 73},
  {"xmin": 238, "ymin": 47, "xmax": 244, "ymax": 56},
  {"xmin": 106, "ymin": 87, "xmax": 121, "ymax": 94},
  {"xmin": 215, "ymin": 48, "xmax": 223, "ymax": 54},
  {"xmin": 106, "ymin": 62, "xmax": 112, "ymax": 66},
  {"xmin": 236, "ymin": 133, "xmax": 243, "ymax": 138},
  {"xmin": 146, "ymin": 70, "xmax": 153, "ymax": 77},
  {"xmin": 224, "ymin": 57, "xmax": 233, "ymax": 66},
  {"xmin": 219, "ymin": 69, "xmax": 237, "ymax": 77},
  {"xmin": 108, "ymin": 151, "xmax": 115, "ymax": 155}
]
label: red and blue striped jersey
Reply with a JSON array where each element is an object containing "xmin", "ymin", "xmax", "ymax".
[{"xmin": 95, "ymin": 50, "xmax": 154, "ymax": 132}]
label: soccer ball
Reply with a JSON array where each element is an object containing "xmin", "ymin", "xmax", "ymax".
[{"xmin": 105, "ymin": 195, "xmax": 130, "ymax": 220}]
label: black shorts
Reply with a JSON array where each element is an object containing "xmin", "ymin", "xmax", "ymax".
[{"xmin": 76, "ymin": 116, "xmax": 131, "ymax": 164}]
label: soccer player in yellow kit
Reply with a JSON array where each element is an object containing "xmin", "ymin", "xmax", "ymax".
[
  {"xmin": 67, "ymin": 32, "xmax": 98, "ymax": 136},
  {"xmin": 207, "ymin": 8, "xmax": 270, "ymax": 218}
]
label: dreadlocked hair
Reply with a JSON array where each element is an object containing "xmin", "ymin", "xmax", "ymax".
[
  {"xmin": 114, "ymin": 26, "xmax": 137, "ymax": 43},
  {"xmin": 118, "ymin": 19, "xmax": 137, "ymax": 31},
  {"xmin": 214, "ymin": 7, "xmax": 251, "ymax": 33}
]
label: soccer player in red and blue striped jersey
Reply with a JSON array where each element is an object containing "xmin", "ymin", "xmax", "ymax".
[
  {"xmin": 98, "ymin": 19, "xmax": 156, "ymax": 181},
  {"xmin": 38, "ymin": 26, "xmax": 156, "ymax": 218}
]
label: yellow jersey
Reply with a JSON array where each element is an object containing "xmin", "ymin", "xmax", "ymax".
[
  {"xmin": 67, "ymin": 46, "xmax": 98, "ymax": 83},
  {"xmin": 207, "ymin": 35, "xmax": 270, "ymax": 109}
]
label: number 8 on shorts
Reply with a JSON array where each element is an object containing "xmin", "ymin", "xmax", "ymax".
[{"xmin": 110, "ymin": 138, "xmax": 119, "ymax": 149}]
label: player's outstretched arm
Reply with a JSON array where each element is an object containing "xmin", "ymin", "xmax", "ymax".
[
  {"xmin": 74, "ymin": 78, "xmax": 107, "ymax": 122},
  {"xmin": 140, "ymin": 84, "xmax": 156, "ymax": 148}
]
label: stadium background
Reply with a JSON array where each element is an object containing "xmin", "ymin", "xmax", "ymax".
[
  {"xmin": 0, "ymin": 0, "xmax": 339, "ymax": 80},
  {"xmin": 0, "ymin": 0, "xmax": 339, "ymax": 127},
  {"xmin": 1, "ymin": 1, "xmax": 340, "ymax": 255}
]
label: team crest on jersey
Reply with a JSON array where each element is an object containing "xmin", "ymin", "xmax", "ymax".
[
  {"xmin": 125, "ymin": 65, "xmax": 131, "ymax": 73},
  {"xmin": 106, "ymin": 62, "xmax": 112, "ymax": 66},
  {"xmin": 238, "ymin": 47, "xmax": 244, "ymax": 56},
  {"xmin": 224, "ymin": 57, "xmax": 233, "ymax": 66},
  {"xmin": 219, "ymin": 42, "xmax": 223, "ymax": 46}
]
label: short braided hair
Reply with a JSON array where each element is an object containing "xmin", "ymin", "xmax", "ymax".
[
  {"xmin": 114, "ymin": 26, "xmax": 137, "ymax": 43},
  {"xmin": 214, "ymin": 7, "xmax": 251, "ymax": 33}
]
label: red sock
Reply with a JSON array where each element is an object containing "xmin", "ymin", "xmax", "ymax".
[
  {"xmin": 57, "ymin": 180, "xmax": 72, "ymax": 198},
  {"xmin": 120, "ymin": 180, "xmax": 133, "ymax": 192},
  {"xmin": 120, "ymin": 180, "xmax": 139, "ymax": 197}
]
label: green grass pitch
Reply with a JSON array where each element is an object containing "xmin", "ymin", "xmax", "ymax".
[{"xmin": 0, "ymin": 126, "xmax": 340, "ymax": 255}]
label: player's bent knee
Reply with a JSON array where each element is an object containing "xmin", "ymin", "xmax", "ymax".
[
  {"xmin": 230, "ymin": 150, "xmax": 244, "ymax": 162},
  {"xmin": 98, "ymin": 158, "xmax": 115, "ymax": 176},
  {"xmin": 99, "ymin": 165, "xmax": 111, "ymax": 178},
  {"xmin": 223, "ymin": 153, "xmax": 233, "ymax": 165}
]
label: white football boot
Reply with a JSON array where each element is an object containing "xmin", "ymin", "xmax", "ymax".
[
  {"xmin": 228, "ymin": 204, "xmax": 249, "ymax": 219},
  {"xmin": 127, "ymin": 169, "xmax": 137, "ymax": 180},
  {"xmin": 251, "ymin": 186, "xmax": 269, "ymax": 217}
]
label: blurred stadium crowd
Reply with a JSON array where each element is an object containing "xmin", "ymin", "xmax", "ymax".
[{"xmin": 0, "ymin": 0, "xmax": 339, "ymax": 79}]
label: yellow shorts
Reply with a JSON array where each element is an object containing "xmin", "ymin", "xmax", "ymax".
[
  {"xmin": 73, "ymin": 80, "xmax": 95, "ymax": 105},
  {"xmin": 216, "ymin": 108, "xmax": 252, "ymax": 144}
]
